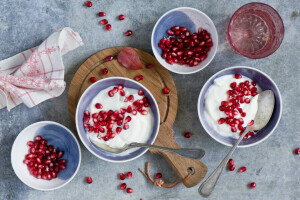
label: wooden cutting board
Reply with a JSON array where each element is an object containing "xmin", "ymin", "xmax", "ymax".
[{"xmin": 67, "ymin": 46, "xmax": 207, "ymax": 188}]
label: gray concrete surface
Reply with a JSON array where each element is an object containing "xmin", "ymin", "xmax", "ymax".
[{"xmin": 0, "ymin": 0, "xmax": 299, "ymax": 199}]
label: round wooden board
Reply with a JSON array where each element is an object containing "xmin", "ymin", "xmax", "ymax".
[{"xmin": 68, "ymin": 47, "xmax": 207, "ymax": 187}]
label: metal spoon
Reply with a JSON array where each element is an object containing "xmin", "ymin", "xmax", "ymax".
[
  {"xmin": 198, "ymin": 90, "xmax": 275, "ymax": 197},
  {"xmin": 92, "ymin": 141, "xmax": 206, "ymax": 160}
]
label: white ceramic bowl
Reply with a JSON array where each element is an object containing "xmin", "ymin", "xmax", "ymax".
[
  {"xmin": 11, "ymin": 121, "xmax": 81, "ymax": 191},
  {"xmin": 151, "ymin": 7, "xmax": 218, "ymax": 74}
]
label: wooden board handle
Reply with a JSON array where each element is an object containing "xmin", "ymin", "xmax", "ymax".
[{"xmin": 149, "ymin": 123, "xmax": 207, "ymax": 188}]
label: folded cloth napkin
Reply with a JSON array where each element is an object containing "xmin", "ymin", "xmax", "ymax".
[{"xmin": 0, "ymin": 27, "xmax": 83, "ymax": 111}]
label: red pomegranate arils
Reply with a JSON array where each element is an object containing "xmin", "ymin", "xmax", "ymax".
[
  {"xmin": 228, "ymin": 159, "xmax": 234, "ymax": 166},
  {"xmin": 251, "ymin": 81, "xmax": 257, "ymax": 86},
  {"xmin": 95, "ymin": 103, "xmax": 103, "ymax": 109},
  {"xmin": 119, "ymin": 14, "xmax": 125, "ymax": 20},
  {"xmin": 85, "ymin": 1, "xmax": 92, "ymax": 7},
  {"xmin": 123, "ymin": 123, "xmax": 129, "ymax": 130},
  {"xmin": 146, "ymin": 64, "xmax": 153, "ymax": 69},
  {"xmin": 127, "ymin": 188, "xmax": 133, "ymax": 193},
  {"xmin": 184, "ymin": 132, "xmax": 191, "ymax": 138},
  {"xmin": 105, "ymin": 55, "xmax": 113, "ymax": 61},
  {"xmin": 135, "ymin": 75, "xmax": 143, "ymax": 81},
  {"xmin": 295, "ymin": 148, "xmax": 300, "ymax": 155},
  {"xmin": 120, "ymin": 183, "xmax": 127, "ymax": 190},
  {"xmin": 155, "ymin": 173, "xmax": 162, "ymax": 179},
  {"xmin": 239, "ymin": 166, "xmax": 247, "ymax": 173},
  {"xmin": 108, "ymin": 90, "xmax": 114, "ymax": 97},
  {"xmin": 100, "ymin": 19, "xmax": 108, "ymax": 25},
  {"xmin": 218, "ymin": 118, "xmax": 225, "ymax": 124},
  {"xmin": 249, "ymin": 182, "xmax": 256, "ymax": 189},
  {"xmin": 125, "ymin": 30, "xmax": 132, "ymax": 36},
  {"xmin": 140, "ymin": 110, "xmax": 148, "ymax": 115},
  {"xmin": 119, "ymin": 90, "xmax": 125, "ymax": 96},
  {"xmin": 138, "ymin": 90, "xmax": 144, "ymax": 96},
  {"xmin": 119, "ymin": 173, "xmax": 125, "ymax": 180},
  {"xmin": 235, "ymin": 73, "xmax": 242, "ymax": 79},
  {"xmin": 105, "ymin": 24, "xmax": 111, "ymax": 31},
  {"xmin": 86, "ymin": 176, "xmax": 92, "ymax": 184},
  {"xmin": 90, "ymin": 77, "xmax": 97, "ymax": 83},
  {"xmin": 98, "ymin": 12, "xmax": 106, "ymax": 17},
  {"xmin": 229, "ymin": 165, "xmax": 235, "ymax": 171},
  {"xmin": 163, "ymin": 87, "xmax": 170, "ymax": 94},
  {"xmin": 248, "ymin": 120, "xmax": 254, "ymax": 126},
  {"xmin": 102, "ymin": 68, "xmax": 108, "ymax": 75},
  {"xmin": 126, "ymin": 171, "xmax": 132, "ymax": 178},
  {"xmin": 125, "ymin": 116, "xmax": 132, "ymax": 123}
]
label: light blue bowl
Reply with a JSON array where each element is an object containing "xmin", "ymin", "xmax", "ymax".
[
  {"xmin": 76, "ymin": 77, "xmax": 160, "ymax": 163},
  {"xmin": 11, "ymin": 121, "xmax": 81, "ymax": 191},
  {"xmin": 198, "ymin": 66, "xmax": 282, "ymax": 147},
  {"xmin": 151, "ymin": 7, "xmax": 218, "ymax": 74}
]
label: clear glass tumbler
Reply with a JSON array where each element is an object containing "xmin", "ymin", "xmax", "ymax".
[{"xmin": 226, "ymin": 2, "xmax": 284, "ymax": 59}]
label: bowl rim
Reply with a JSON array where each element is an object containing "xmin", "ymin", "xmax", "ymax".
[
  {"xmin": 151, "ymin": 6, "xmax": 218, "ymax": 75},
  {"xmin": 75, "ymin": 77, "xmax": 160, "ymax": 163},
  {"xmin": 197, "ymin": 66, "xmax": 282, "ymax": 147},
  {"xmin": 11, "ymin": 121, "xmax": 81, "ymax": 191},
  {"xmin": 226, "ymin": 2, "xmax": 285, "ymax": 59}
]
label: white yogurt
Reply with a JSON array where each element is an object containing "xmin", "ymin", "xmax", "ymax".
[
  {"xmin": 86, "ymin": 86, "xmax": 153, "ymax": 152},
  {"xmin": 204, "ymin": 75, "xmax": 262, "ymax": 139}
]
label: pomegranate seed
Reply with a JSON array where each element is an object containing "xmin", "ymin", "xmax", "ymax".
[
  {"xmin": 132, "ymin": 110, "xmax": 137, "ymax": 115},
  {"xmin": 239, "ymin": 166, "xmax": 247, "ymax": 173},
  {"xmin": 119, "ymin": 90, "xmax": 125, "ymax": 96},
  {"xmin": 86, "ymin": 176, "xmax": 92, "ymax": 184},
  {"xmin": 116, "ymin": 127, "xmax": 122, "ymax": 134},
  {"xmin": 249, "ymin": 182, "xmax": 256, "ymax": 189},
  {"xmin": 140, "ymin": 110, "xmax": 148, "ymax": 115},
  {"xmin": 295, "ymin": 148, "xmax": 300, "ymax": 155},
  {"xmin": 126, "ymin": 171, "xmax": 132, "ymax": 178},
  {"xmin": 218, "ymin": 118, "xmax": 225, "ymax": 124},
  {"xmin": 135, "ymin": 75, "xmax": 143, "ymax": 81},
  {"xmin": 155, "ymin": 173, "xmax": 162, "ymax": 179},
  {"xmin": 35, "ymin": 136, "xmax": 42, "ymax": 141},
  {"xmin": 127, "ymin": 188, "xmax": 133, "ymax": 193},
  {"xmin": 146, "ymin": 64, "xmax": 153, "ymax": 69},
  {"xmin": 230, "ymin": 82, "xmax": 237, "ymax": 89},
  {"xmin": 105, "ymin": 55, "xmax": 113, "ymax": 62},
  {"xmin": 125, "ymin": 30, "xmax": 132, "ymax": 36},
  {"xmin": 138, "ymin": 90, "xmax": 144, "ymax": 96},
  {"xmin": 184, "ymin": 132, "xmax": 191, "ymax": 138},
  {"xmin": 228, "ymin": 159, "xmax": 234, "ymax": 166},
  {"xmin": 119, "ymin": 173, "xmax": 125, "ymax": 180},
  {"xmin": 102, "ymin": 68, "xmax": 108, "ymax": 75},
  {"xmin": 248, "ymin": 120, "xmax": 254, "ymax": 126},
  {"xmin": 241, "ymin": 112, "xmax": 246, "ymax": 117},
  {"xmin": 105, "ymin": 24, "xmax": 111, "ymax": 31},
  {"xmin": 85, "ymin": 1, "xmax": 92, "ymax": 7},
  {"xmin": 120, "ymin": 183, "xmax": 127, "ymax": 190},
  {"xmin": 98, "ymin": 12, "xmax": 106, "ymax": 17},
  {"xmin": 123, "ymin": 123, "xmax": 129, "ymax": 130},
  {"xmin": 90, "ymin": 77, "xmax": 97, "ymax": 83},
  {"xmin": 119, "ymin": 14, "xmax": 125, "ymax": 20},
  {"xmin": 125, "ymin": 116, "xmax": 132, "ymax": 123},
  {"xmin": 100, "ymin": 19, "xmax": 108, "ymax": 25},
  {"xmin": 95, "ymin": 103, "xmax": 103, "ymax": 109},
  {"xmin": 108, "ymin": 90, "xmax": 114, "ymax": 97},
  {"xmin": 229, "ymin": 165, "xmax": 235, "ymax": 171},
  {"xmin": 163, "ymin": 87, "xmax": 169, "ymax": 94},
  {"xmin": 231, "ymin": 126, "xmax": 237, "ymax": 132},
  {"xmin": 251, "ymin": 81, "xmax": 257, "ymax": 86},
  {"xmin": 235, "ymin": 73, "xmax": 242, "ymax": 79}
]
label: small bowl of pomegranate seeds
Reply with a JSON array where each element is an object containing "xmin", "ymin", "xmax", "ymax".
[
  {"xmin": 152, "ymin": 7, "xmax": 218, "ymax": 74},
  {"xmin": 198, "ymin": 66, "xmax": 282, "ymax": 147},
  {"xmin": 11, "ymin": 121, "xmax": 81, "ymax": 191},
  {"xmin": 76, "ymin": 77, "xmax": 160, "ymax": 162}
]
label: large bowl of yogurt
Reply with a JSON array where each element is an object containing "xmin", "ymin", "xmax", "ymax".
[
  {"xmin": 76, "ymin": 77, "xmax": 160, "ymax": 162},
  {"xmin": 198, "ymin": 66, "xmax": 282, "ymax": 147}
]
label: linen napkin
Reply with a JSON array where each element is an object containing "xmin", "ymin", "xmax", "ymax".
[{"xmin": 0, "ymin": 27, "xmax": 83, "ymax": 111}]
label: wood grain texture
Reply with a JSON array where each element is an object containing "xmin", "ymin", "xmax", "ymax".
[{"xmin": 67, "ymin": 46, "xmax": 207, "ymax": 188}]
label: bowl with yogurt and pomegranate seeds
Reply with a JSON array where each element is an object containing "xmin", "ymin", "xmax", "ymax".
[
  {"xmin": 76, "ymin": 77, "xmax": 160, "ymax": 162},
  {"xmin": 197, "ymin": 66, "xmax": 282, "ymax": 147}
]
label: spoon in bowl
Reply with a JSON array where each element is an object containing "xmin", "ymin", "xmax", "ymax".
[
  {"xmin": 91, "ymin": 141, "xmax": 206, "ymax": 160},
  {"xmin": 198, "ymin": 90, "xmax": 275, "ymax": 197}
]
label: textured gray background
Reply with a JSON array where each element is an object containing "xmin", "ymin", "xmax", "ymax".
[{"xmin": 0, "ymin": 0, "xmax": 299, "ymax": 199}]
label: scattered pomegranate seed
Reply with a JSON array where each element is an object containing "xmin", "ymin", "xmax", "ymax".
[
  {"xmin": 184, "ymin": 132, "xmax": 191, "ymax": 138},
  {"xmin": 85, "ymin": 1, "xmax": 92, "ymax": 7},
  {"xmin": 120, "ymin": 183, "xmax": 127, "ymax": 190},
  {"xmin": 127, "ymin": 188, "xmax": 133, "ymax": 193},
  {"xmin": 126, "ymin": 171, "xmax": 132, "ymax": 178},
  {"xmin": 163, "ymin": 87, "xmax": 169, "ymax": 94},
  {"xmin": 135, "ymin": 75, "xmax": 143, "ymax": 81},
  {"xmin": 229, "ymin": 165, "xmax": 235, "ymax": 171},
  {"xmin": 125, "ymin": 30, "xmax": 133, "ymax": 36},
  {"xmin": 234, "ymin": 73, "xmax": 242, "ymax": 79},
  {"xmin": 294, "ymin": 148, "xmax": 300, "ymax": 155},
  {"xmin": 102, "ymin": 68, "xmax": 108, "ymax": 75},
  {"xmin": 100, "ymin": 19, "xmax": 108, "ymax": 25},
  {"xmin": 105, "ymin": 55, "xmax": 113, "ymax": 61},
  {"xmin": 106, "ymin": 24, "xmax": 111, "ymax": 31},
  {"xmin": 249, "ymin": 182, "xmax": 256, "ymax": 189},
  {"xmin": 155, "ymin": 173, "xmax": 162, "ymax": 179},
  {"xmin": 95, "ymin": 103, "xmax": 103, "ymax": 109},
  {"xmin": 108, "ymin": 90, "xmax": 114, "ymax": 97},
  {"xmin": 90, "ymin": 77, "xmax": 97, "ymax": 83},
  {"xmin": 228, "ymin": 159, "xmax": 234, "ymax": 166},
  {"xmin": 146, "ymin": 64, "xmax": 153, "ymax": 69},
  {"xmin": 239, "ymin": 166, "xmax": 247, "ymax": 173},
  {"xmin": 86, "ymin": 176, "xmax": 92, "ymax": 184},
  {"xmin": 119, "ymin": 14, "xmax": 125, "ymax": 20},
  {"xmin": 98, "ymin": 12, "xmax": 106, "ymax": 17},
  {"xmin": 138, "ymin": 90, "xmax": 144, "ymax": 96},
  {"xmin": 35, "ymin": 136, "xmax": 42, "ymax": 141},
  {"xmin": 119, "ymin": 173, "xmax": 125, "ymax": 180}
]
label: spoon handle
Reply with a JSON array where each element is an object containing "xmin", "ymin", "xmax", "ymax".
[
  {"xmin": 198, "ymin": 128, "xmax": 249, "ymax": 197},
  {"xmin": 129, "ymin": 143, "xmax": 205, "ymax": 160}
]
